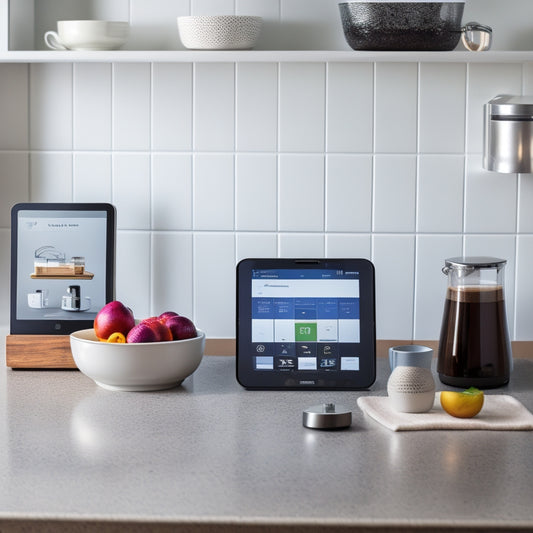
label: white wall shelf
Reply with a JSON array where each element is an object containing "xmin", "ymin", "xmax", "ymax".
[
  {"xmin": 1, "ymin": 50, "xmax": 533, "ymax": 64},
  {"xmin": 3, "ymin": 0, "xmax": 533, "ymax": 64}
]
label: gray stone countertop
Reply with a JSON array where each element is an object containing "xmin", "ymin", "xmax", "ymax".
[{"xmin": 1, "ymin": 354, "xmax": 533, "ymax": 533}]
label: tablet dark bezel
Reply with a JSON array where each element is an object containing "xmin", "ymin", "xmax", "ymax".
[
  {"xmin": 10, "ymin": 203, "xmax": 116, "ymax": 335},
  {"xmin": 236, "ymin": 258, "xmax": 376, "ymax": 390}
]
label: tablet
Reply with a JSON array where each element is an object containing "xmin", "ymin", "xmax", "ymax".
[
  {"xmin": 236, "ymin": 258, "xmax": 376, "ymax": 390},
  {"xmin": 10, "ymin": 203, "xmax": 116, "ymax": 335}
]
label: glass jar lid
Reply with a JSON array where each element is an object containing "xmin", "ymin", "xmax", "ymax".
[{"xmin": 444, "ymin": 256, "xmax": 507, "ymax": 269}]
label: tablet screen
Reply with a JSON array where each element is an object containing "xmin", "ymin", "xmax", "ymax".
[
  {"xmin": 10, "ymin": 203, "xmax": 115, "ymax": 335},
  {"xmin": 237, "ymin": 259, "xmax": 376, "ymax": 390}
]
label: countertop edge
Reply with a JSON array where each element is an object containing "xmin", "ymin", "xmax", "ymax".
[{"xmin": 1, "ymin": 514, "xmax": 532, "ymax": 533}]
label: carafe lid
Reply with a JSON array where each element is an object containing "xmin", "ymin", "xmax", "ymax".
[{"xmin": 444, "ymin": 256, "xmax": 506, "ymax": 269}]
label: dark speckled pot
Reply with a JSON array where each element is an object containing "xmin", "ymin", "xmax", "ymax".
[{"xmin": 339, "ymin": 2, "xmax": 465, "ymax": 51}]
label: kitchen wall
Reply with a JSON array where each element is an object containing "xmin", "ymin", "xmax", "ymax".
[{"xmin": 2, "ymin": 0, "xmax": 533, "ymax": 342}]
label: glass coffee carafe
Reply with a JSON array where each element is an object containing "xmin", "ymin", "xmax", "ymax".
[{"xmin": 437, "ymin": 256, "xmax": 512, "ymax": 388}]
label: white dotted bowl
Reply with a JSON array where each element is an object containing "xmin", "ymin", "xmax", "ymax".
[{"xmin": 177, "ymin": 15, "xmax": 263, "ymax": 50}]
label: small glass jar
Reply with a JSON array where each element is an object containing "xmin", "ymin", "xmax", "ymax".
[{"xmin": 71, "ymin": 256, "xmax": 85, "ymax": 275}]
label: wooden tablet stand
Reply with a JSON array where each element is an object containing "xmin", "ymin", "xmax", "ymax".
[{"xmin": 5, "ymin": 334, "xmax": 76, "ymax": 368}]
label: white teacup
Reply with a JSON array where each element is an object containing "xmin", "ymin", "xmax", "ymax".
[{"xmin": 44, "ymin": 20, "xmax": 129, "ymax": 51}]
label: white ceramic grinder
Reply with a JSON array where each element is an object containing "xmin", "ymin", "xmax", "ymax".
[{"xmin": 387, "ymin": 366, "xmax": 436, "ymax": 413}]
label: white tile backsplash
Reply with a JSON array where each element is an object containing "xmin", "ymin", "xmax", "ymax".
[
  {"xmin": 375, "ymin": 63, "xmax": 417, "ymax": 154},
  {"xmin": 193, "ymin": 63, "xmax": 235, "ymax": 151},
  {"xmin": 236, "ymin": 63, "xmax": 278, "ymax": 152},
  {"xmin": 194, "ymin": 232, "xmax": 236, "ymax": 336},
  {"xmin": 152, "ymin": 63, "xmax": 193, "ymax": 151},
  {"xmin": 515, "ymin": 235, "xmax": 533, "ymax": 340},
  {"xmin": 325, "ymin": 234, "xmax": 372, "ymax": 260},
  {"xmin": 518, "ymin": 175, "xmax": 533, "ymax": 233},
  {"xmin": 151, "ymin": 232, "xmax": 194, "ymax": 317},
  {"xmin": 373, "ymin": 234, "xmax": 415, "ymax": 339},
  {"xmin": 236, "ymin": 232, "xmax": 278, "ymax": 262},
  {"xmin": 326, "ymin": 63, "xmax": 373, "ymax": 153},
  {"xmin": 152, "ymin": 154, "xmax": 192, "ymax": 230},
  {"xmin": 414, "ymin": 235, "xmax": 463, "ymax": 340},
  {"xmin": 74, "ymin": 63, "xmax": 112, "ymax": 150},
  {"xmin": 326, "ymin": 154, "xmax": 372, "ymax": 232},
  {"xmin": 464, "ymin": 155, "xmax": 518, "ymax": 233},
  {"xmin": 373, "ymin": 155, "xmax": 417, "ymax": 232},
  {"xmin": 2, "ymin": 54, "xmax": 533, "ymax": 341},
  {"xmin": 0, "ymin": 153, "xmax": 28, "ymax": 225},
  {"xmin": 279, "ymin": 63, "xmax": 325, "ymax": 152},
  {"xmin": 112, "ymin": 153, "xmax": 151, "ymax": 230},
  {"xmin": 30, "ymin": 152, "xmax": 73, "ymax": 202},
  {"xmin": 113, "ymin": 63, "xmax": 151, "ymax": 150},
  {"xmin": 0, "ymin": 64, "xmax": 28, "ymax": 150},
  {"xmin": 279, "ymin": 233, "xmax": 325, "ymax": 258},
  {"xmin": 193, "ymin": 154, "xmax": 234, "ymax": 230},
  {"xmin": 30, "ymin": 63, "xmax": 72, "ymax": 150},
  {"xmin": 236, "ymin": 154, "xmax": 277, "ymax": 231},
  {"xmin": 417, "ymin": 155, "xmax": 465, "ymax": 233},
  {"xmin": 73, "ymin": 153, "xmax": 112, "ymax": 203},
  {"xmin": 279, "ymin": 154, "xmax": 324, "ymax": 231},
  {"xmin": 115, "ymin": 230, "xmax": 151, "ymax": 318},
  {"xmin": 418, "ymin": 63, "xmax": 466, "ymax": 154}
]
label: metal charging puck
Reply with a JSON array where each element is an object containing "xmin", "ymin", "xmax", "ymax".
[{"xmin": 303, "ymin": 403, "xmax": 352, "ymax": 430}]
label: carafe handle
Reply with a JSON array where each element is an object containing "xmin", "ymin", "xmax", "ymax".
[{"xmin": 441, "ymin": 265, "xmax": 476, "ymax": 277}]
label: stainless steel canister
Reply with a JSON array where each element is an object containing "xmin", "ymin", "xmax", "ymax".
[{"xmin": 483, "ymin": 94, "xmax": 533, "ymax": 173}]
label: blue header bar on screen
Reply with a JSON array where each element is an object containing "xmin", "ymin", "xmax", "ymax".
[{"xmin": 252, "ymin": 269, "xmax": 359, "ymax": 280}]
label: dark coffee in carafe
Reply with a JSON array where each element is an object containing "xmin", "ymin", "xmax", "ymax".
[
  {"xmin": 438, "ymin": 286, "xmax": 511, "ymax": 388},
  {"xmin": 437, "ymin": 257, "xmax": 512, "ymax": 389}
]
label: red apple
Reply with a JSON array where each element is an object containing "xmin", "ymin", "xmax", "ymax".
[
  {"xmin": 141, "ymin": 317, "xmax": 172, "ymax": 341},
  {"xmin": 141, "ymin": 316, "xmax": 160, "ymax": 325},
  {"xmin": 158, "ymin": 311, "xmax": 180, "ymax": 324},
  {"xmin": 94, "ymin": 301, "xmax": 135, "ymax": 341},
  {"xmin": 126, "ymin": 322, "xmax": 159, "ymax": 343},
  {"xmin": 165, "ymin": 315, "xmax": 197, "ymax": 340}
]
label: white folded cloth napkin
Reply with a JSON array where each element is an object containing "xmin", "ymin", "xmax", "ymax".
[{"xmin": 357, "ymin": 393, "xmax": 533, "ymax": 432}]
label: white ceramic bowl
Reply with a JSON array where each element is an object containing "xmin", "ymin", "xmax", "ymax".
[
  {"xmin": 177, "ymin": 15, "xmax": 263, "ymax": 50},
  {"xmin": 70, "ymin": 328, "xmax": 205, "ymax": 391}
]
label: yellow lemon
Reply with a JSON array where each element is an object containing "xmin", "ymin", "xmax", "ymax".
[
  {"xmin": 440, "ymin": 387, "xmax": 484, "ymax": 418},
  {"xmin": 105, "ymin": 332, "xmax": 126, "ymax": 343}
]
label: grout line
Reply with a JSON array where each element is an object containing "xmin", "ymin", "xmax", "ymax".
[
  {"xmin": 71, "ymin": 63, "xmax": 75, "ymax": 202},
  {"xmin": 323, "ymin": 63, "xmax": 328, "ymax": 236},
  {"xmin": 110, "ymin": 63, "xmax": 115, "ymax": 205},
  {"xmin": 27, "ymin": 63, "xmax": 32, "ymax": 201},
  {"xmin": 276, "ymin": 61, "xmax": 281, "ymax": 249},
  {"xmin": 461, "ymin": 63, "xmax": 470, "ymax": 252},
  {"xmin": 149, "ymin": 70, "xmax": 154, "ymax": 316},
  {"xmin": 369, "ymin": 62, "xmax": 376, "ymax": 263},
  {"xmin": 3, "ymin": 148, "xmax": 476, "ymax": 156},
  {"xmin": 233, "ymin": 63, "xmax": 238, "ymax": 237},
  {"xmin": 412, "ymin": 62, "xmax": 421, "ymax": 339}
]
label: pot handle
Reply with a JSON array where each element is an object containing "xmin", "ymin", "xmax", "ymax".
[{"xmin": 461, "ymin": 22, "xmax": 492, "ymax": 52}]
